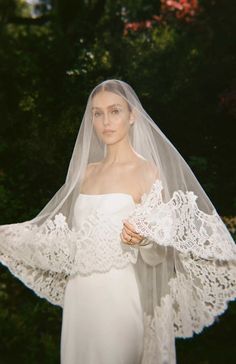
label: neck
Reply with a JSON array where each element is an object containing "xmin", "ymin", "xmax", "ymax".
[{"xmin": 103, "ymin": 136, "xmax": 138, "ymax": 164}]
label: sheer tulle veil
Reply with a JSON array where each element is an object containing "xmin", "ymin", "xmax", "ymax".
[
  {"xmin": 1, "ymin": 79, "xmax": 236, "ymax": 364},
  {"xmin": 29, "ymin": 78, "xmax": 217, "ymax": 227}
]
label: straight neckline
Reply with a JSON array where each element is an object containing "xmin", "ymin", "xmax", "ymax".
[
  {"xmin": 78, "ymin": 179, "xmax": 161, "ymax": 207},
  {"xmin": 79, "ymin": 192, "xmax": 139, "ymax": 205}
]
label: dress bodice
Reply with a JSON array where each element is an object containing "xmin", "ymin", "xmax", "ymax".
[
  {"xmin": 73, "ymin": 192, "xmax": 136, "ymax": 229},
  {"xmin": 70, "ymin": 193, "xmax": 139, "ymax": 277}
]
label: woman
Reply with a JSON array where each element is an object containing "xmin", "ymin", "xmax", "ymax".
[
  {"xmin": 0, "ymin": 79, "xmax": 236, "ymax": 364},
  {"xmin": 60, "ymin": 83, "xmax": 157, "ymax": 364}
]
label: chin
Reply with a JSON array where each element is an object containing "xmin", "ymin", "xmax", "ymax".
[
  {"xmin": 100, "ymin": 133, "xmax": 116, "ymax": 142},
  {"xmin": 100, "ymin": 131, "xmax": 127, "ymax": 145},
  {"xmin": 103, "ymin": 140, "xmax": 117, "ymax": 145}
]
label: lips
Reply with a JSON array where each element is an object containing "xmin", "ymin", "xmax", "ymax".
[{"xmin": 103, "ymin": 130, "xmax": 115, "ymax": 134}]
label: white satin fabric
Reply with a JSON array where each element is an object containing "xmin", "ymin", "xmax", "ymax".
[{"xmin": 60, "ymin": 193, "xmax": 145, "ymax": 364}]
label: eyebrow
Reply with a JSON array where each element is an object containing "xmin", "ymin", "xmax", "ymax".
[{"xmin": 91, "ymin": 103, "xmax": 122, "ymax": 110}]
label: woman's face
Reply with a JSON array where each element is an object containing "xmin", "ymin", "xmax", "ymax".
[{"xmin": 91, "ymin": 90, "xmax": 133, "ymax": 144}]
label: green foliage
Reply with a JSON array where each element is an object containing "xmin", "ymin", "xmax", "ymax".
[{"xmin": 0, "ymin": 266, "xmax": 61, "ymax": 363}]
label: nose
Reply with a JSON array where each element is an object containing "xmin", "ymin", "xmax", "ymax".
[{"xmin": 103, "ymin": 111, "xmax": 111, "ymax": 126}]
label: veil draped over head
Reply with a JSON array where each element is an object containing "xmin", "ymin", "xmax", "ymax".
[{"xmin": 1, "ymin": 79, "xmax": 236, "ymax": 364}]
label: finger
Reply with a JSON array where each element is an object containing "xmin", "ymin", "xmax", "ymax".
[
  {"xmin": 122, "ymin": 229, "xmax": 134, "ymax": 242},
  {"xmin": 122, "ymin": 228, "xmax": 145, "ymax": 245},
  {"xmin": 121, "ymin": 220, "xmax": 144, "ymax": 241},
  {"xmin": 123, "ymin": 227, "xmax": 143, "ymax": 243},
  {"xmin": 123, "ymin": 220, "xmax": 135, "ymax": 230},
  {"xmin": 120, "ymin": 232, "xmax": 138, "ymax": 245},
  {"xmin": 123, "ymin": 222, "xmax": 140, "ymax": 238},
  {"xmin": 124, "ymin": 233, "xmax": 140, "ymax": 244},
  {"xmin": 120, "ymin": 232, "xmax": 130, "ymax": 243}
]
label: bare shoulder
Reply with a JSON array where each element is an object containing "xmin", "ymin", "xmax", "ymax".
[
  {"xmin": 142, "ymin": 159, "xmax": 160, "ymax": 180},
  {"xmin": 138, "ymin": 159, "xmax": 160, "ymax": 195},
  {"xmin": 81, "ymin": 162, "xmax": 100, "ymax": 186}
]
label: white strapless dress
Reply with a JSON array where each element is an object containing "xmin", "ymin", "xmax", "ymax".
[{"xmin": 60, "ymin": 193, "xmax": 144, "ymax": 364}]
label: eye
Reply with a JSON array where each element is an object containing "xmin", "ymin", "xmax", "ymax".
[
  {"xmin": 111, "ymin": 109, "xmax": 119, "ymax": 114},
  {"xmin": 94, "ymin": 111, "xmax": 101, "ymax": 117}
]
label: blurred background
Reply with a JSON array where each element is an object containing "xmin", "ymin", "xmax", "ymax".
[{"xmin": 0, "ymin": 0, "xmax": 235, "ymax": 363}]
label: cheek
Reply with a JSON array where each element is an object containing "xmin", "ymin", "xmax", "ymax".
[
  {"xmin": 116, "ymin": 113, "xmax": 130, "ymax": 129},
  {"xmin": 92, "ymin": 118, "xmax": 103, "ymax": 132}
]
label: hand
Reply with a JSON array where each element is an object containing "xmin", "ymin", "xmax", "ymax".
[{"xmin": 120, "ymin": 219, "xmax": 145, "ymax": 246}]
